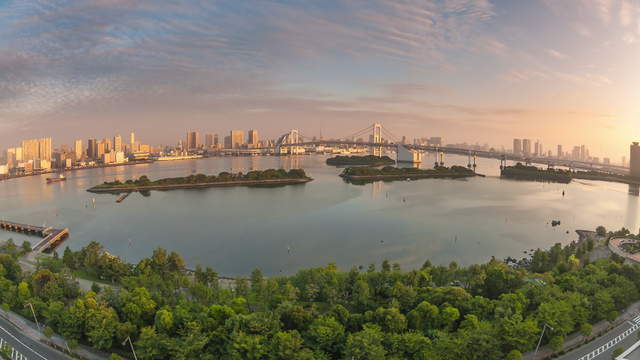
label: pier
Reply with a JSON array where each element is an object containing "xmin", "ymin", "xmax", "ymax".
[{"xmin": 0, "ymin": 220, "xmax": 69, "ymax": 253}]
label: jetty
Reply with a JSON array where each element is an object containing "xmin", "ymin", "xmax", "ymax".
[{"xmin": 0, "ymin": 220, "xmax": 69, "ymax": 253}]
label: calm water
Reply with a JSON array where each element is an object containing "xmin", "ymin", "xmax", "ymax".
[{"xmin": 1, "ymin": 154, "xmax": 638, "ymax": 276}]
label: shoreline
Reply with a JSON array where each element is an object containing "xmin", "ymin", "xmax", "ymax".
[{"xmin": 87, "ymin": 177, "xmax": 313, "ymax": 193}]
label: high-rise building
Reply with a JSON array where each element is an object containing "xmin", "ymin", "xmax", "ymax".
[
  {"xmin": 623, "ymin": 156, "xmax": 627, "ymax": 167},
  {"xmin": 630, "ymin": 142, "xmax": 640, "ymax": 178},
  {"xmin": 557, "ymin": 145, "xmax": 563, "ymax": 158},
  {"xmin": 205, "ymin": 133, "xmax": 215, "ymax": 148},
  {"xmin": 87, "ymin": 139, "xmax": 98, "ymax": 159},
  {"xmin": 224, "ymin": 135, "xmax": 232, "ymax": 149},
  {"xmin": 21, "ymin": 138, "xmax": 51, "ymax": 162},
  {"xmin": 580, "ymin": 145, "xmax": 586, "ymax": 161},
  {"xmin": 231, "ymin": 130, "xmax": 244, "ymax": 149},
  {"xmin": 130, "ymin": 132, "xmax": 135, "ymax": 146},
  {"xmin": 513, "ymin": 139, "xmax": 522, "ymax": 155},
  {"xmin": 248, "ymin": 130, "xmax": 259, "ymax": 147},
  {"xmin": 214, "ymin": 134, "xmax": 219, "ymax": 146},
  {"xmin": 102, "ymin": 138, "xmax": 112, "ymax": 153},
  {"xmin": 186, "ymin": 131, "xmax": 200, "ymax": 150},
  {"xmin": 534, "ymin": 141, "xmax": 540, "ymax": 156},
  {"xmin": 113, "ymin": 136, "xmax": 122, "ymax": 153},
  {"xmin": 97, "ymin": 142, "xmax": 106, "ymax": 158},
  {"xmin": 572, "ymin": 146, "xmax": 580, "ymax": 160},
  {"xmin": 522, "ymin": 139, "xmax": 531, "ymax": 156},
  {"xmin": 74, "ymin": 140, "xmax": 83, "ymax": 160}
]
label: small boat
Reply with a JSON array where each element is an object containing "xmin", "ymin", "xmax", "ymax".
[
  {"xmin": 46, "ymin": 174, "xmax": 66, "ymax": 183},
  {"xmin": 116, "ymin": 193, "xmax": 130, "ymax": 203}
]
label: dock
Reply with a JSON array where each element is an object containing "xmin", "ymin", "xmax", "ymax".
[{"xmin": 0, "ymin": 220, "xmax": 69, "ymax": 253}]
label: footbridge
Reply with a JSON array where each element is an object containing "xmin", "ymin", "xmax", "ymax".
[{"xmin": 0, "ymin": 220, "xmax": 69, "ymax": 253}]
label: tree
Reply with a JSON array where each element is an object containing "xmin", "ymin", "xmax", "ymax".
[
  {"xmin": 506, "ymin": 349, "xmax": 522, "ymax": 360},
  {"xmin": 270, "ymin": 330, "xmax": 313, "ymax": 360},
  {"xmin": 155, "ymin": 309, "xmax": 174, "ymax": 334},
  {"xmin": 580, "ymin": 323, "xmax": 592, "ymax": 337},
  {"xmin": 408, "ymin": 301, "xmax": 439, "ymax": 332},
  {"xmin": 343, "ymin": 325, "xmax": 386, "ymax": 360},
  {"xmin": 596, "ymin": 226, "xmax": 607, "ymax": 237},
  {"xmin": 305, "ymin": 316, "xmax": 345, "ymax": 357}
]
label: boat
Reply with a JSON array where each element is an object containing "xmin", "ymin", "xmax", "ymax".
[
  {"xmin": 46, "ymin": 174, "xmax": 66, "ymax": 183},
  {"xmin": 116, "ymin": 193, "xmax": 130, "ymax": 203}
]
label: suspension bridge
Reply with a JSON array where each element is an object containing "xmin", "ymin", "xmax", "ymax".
[{"xmin": 270, "ymin": 124, "xmax": 629, "ymax": 173}]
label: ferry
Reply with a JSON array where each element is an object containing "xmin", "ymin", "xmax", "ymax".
[{"xmin": 46, "ymin": 174, "xmax": 66, "ymax": 184}]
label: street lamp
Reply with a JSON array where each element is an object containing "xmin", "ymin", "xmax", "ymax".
[
  {"xmin": 534, "ymin": 323, "xmax": 555, "ymax": 355},
  {"xmin": 122, "ymin": 336, "xmax": 138, "ymax": 360},
  {"xmin": 25, "ymin": 302, "xmax": 40, "ymax": 331}
]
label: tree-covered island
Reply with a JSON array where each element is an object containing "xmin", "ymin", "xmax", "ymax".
[
  {"xmin": 87, "ymin": 169, "xmax": 311, "ymax": 193},
  {"xmin": 501, "ymin": 163, "xmax": 572, "ymax": 184},
  {"xmin": 340, "ymin": 165, "xmax": 479, "ymax": 183},
  {"xmin": 326, "ymin": 155, "xmax": 396, "ymax": 166}
]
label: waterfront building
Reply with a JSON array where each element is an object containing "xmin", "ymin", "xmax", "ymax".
[
  {"xmin": 186, "ymin": 131, "xmax": 200, "ymax": 150},
  {"xmin": 205, "ymin": 133, "xmax": 216, "ymax": 148},
  {"xmin": 74, "ymin": 140, "xmax": 83, "ymax": 160},
  {"xmin": 522, "ymin": 139, "xmax": 531, "ymax": 156},
  {"xmin": 534, "ymin": 141, "xmax": 540, "ymax": 156},
  {"xmin": 572, "ymin": 146, "xmax": 580, "ymax": 160},
  {"xmin": 87, "ymin": 138, "xmax": 98, "ymax": 159},
  {"xmin": 631, "ymin": 142, "xmax": 640, "ymax": 178},
  {"xmin": 603, "ymin": 157, "xmax": 610, "ymax": 165},
  {"xmin": 113, "ymin": 136, "xmax": 122, "ymax": 153},
  {"xmin": 557, "ymin": 144, "xmax": 563, "ymax": 158},
  {"xmin": 130, "ymin": 132, "xmax": 135, "ymax": 146},
  {"xmin": 513, "ymin": 139, "xmax": 522, "ymax": 155},
  {"xmin": 248, "ymin": 130, "xmax": 259, "ymax": 147},
  {"xmin": 231, "ymin": 130, "xmax": 244, "ymax": 149},
  {"xmin": 20, "ymin": 138, "xmax": 52, "ymax": 162},
  {"xmin": 224, "ymin": 135, "xmax": 232, "ymax": 149}
]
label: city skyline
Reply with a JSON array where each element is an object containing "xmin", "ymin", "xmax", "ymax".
[{"xmin": 0, "ymin": 0, "xmax": 638, "ymax": 159}]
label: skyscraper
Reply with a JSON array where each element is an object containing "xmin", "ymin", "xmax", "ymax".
[
  {"xmin": 248, "ymin": 130, "xmax": 259, "ymax": 147},
  {"xmin": 113, "ymin": 136, "xmax": 122, "ymax": 153},
  {"xmin": 205, "ymin": 133, "xmax": 215, "ymax": 148},
  {"xmin": 513, "ymin": 139, "xmax": 522, "ymax": 155},
  {"xmin": 557, "ymin": 145, "xmax": 563, "ymax": 158},
  {"xmin": 186, "ymin": 131, "xmax": 200, "ymax": 150},
  {"xmin": 74, "ymin": 140, "xmax": 83, "ymax": 160},
  {"xmin": 522, "ymin": 139, "xmax": 531, "ymax": 156},
  {"xmin": 630, "ymin": 142, "xmax": 640, "ymax": 178},
  {"xmin": 231, "ymin": 130, "xmax": 244, "ymax": 149},
  {"xmin": 130, "ymin": 132, "xmax": 135, "ymax": 146},
  {"xmin": 87, "ymin": 139, "xmax": 98, "ymax": 159},
  {"xmin": 20, "ymin": 138, "xmax": 52, "ymax": 162}
]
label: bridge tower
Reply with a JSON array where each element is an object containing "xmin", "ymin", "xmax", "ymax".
[
  {"xmin": 372, "ymin": 123, "xmax": 383, "ymax": 157},
  {"xmin": 275, "ymin": 129, "xmax": 304, "ymax": 155}
]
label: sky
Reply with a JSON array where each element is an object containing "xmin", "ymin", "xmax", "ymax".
[{"xmin": 0, "ymin": 0, "xmax": 638, "ymax": 160}]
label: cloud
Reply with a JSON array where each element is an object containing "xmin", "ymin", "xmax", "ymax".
[{"xmin": 546, "ymin": 49, "xmax": 568, "ymax": 59}]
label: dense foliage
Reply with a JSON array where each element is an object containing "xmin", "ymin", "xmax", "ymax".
[
  {"xmin": 326, "ymin": 155, "xmax": 395, "ymax": 166},
  {"xmin": 2, "ymin": 228, "xmax": 639, "ymax": 359},
  {"xmin": 93, "ymin": 169, "xmax": 309, "ymax": 189},
  {"xmin": 341, "ymin": 165, "xmax": 474, "ymax": 178},
  {"xmin": 501, "ymin": 163, "xmax": 572, "ymax": 183}
]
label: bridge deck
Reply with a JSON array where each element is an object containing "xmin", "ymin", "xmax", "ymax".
[{"xmin": 0, "ymin": 220, "xmax": 69, "ymax": 253}]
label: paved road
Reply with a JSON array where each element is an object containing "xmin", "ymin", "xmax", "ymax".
[
  {"xmin": 0, "ymin": 317, "xmax": 69, "ymax": 360},
  {"xmin": 558, "ymin": 316, "xmax": 640, "ymax": 360}
]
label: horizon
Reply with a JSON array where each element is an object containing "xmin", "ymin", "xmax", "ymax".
[{"xmin": 1, "ymin": 0, "xmax": 639, "ymax": 159}]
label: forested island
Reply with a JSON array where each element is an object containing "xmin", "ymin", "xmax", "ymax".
[
  {"xmin": 501, "ymin": 163, "xmax": 572, "ymax": 183},
  {"xmin": 326, "ymin": 155, "xmax": 396, "ymax": 166},
  {"xmin": 341, "ymin": 165, "xmax": 479, "ymax": 183},
  {"xmin": 87, "ymin": 169, "xmax": 312, "ymax": 193},
  {"xmin": 1, "ymin": 226, "xmax": 639, "ymax": 359}
]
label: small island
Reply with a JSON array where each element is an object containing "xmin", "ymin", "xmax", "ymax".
[
  {"xmin": 88, "ymin": 169, "xmax": 312, "ymax": 193},
  {"xmin": 340, "ymin": 165, "xmax": 479, "ymax": 183},
  {"xmin": 501, "ymin": 163, "xmax": 572, "ymax": 183},
  {"xmin": 326, "ymin": 155, "xmax": 396, "ymax": 166}
]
